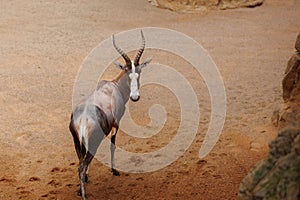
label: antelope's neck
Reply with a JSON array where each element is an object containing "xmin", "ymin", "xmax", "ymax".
[{"xmin": 113, "ymin": 71, "xmax": 130, "ymax": 103}]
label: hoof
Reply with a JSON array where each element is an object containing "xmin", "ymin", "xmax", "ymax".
[
  {"xmin": 112, "ymin": 168, "xmax": 120, "ymax": 176},
  {"xmin": 77, "ymin": 189, "xmax": 87, "ymax": 200}
]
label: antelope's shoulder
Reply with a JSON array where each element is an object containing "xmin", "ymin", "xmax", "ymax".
[{"xmin": 96, "ymin": 80, "xmax": 117, "ymax": 91}]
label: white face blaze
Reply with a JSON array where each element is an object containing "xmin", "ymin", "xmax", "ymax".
[{"xmin": 129, "ymin": 61, "xmax": 140, "ymax": 101}]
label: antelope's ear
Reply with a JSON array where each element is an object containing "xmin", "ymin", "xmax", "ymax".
[
  {"xmin": 140, "ymin": 57, "xmax": 152, "ymax": 69},
  {"xmin": 114, "ymin": 61, "xmax": 126, "ymax": 70}
]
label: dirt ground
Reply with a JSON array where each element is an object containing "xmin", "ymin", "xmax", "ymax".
[{"xmin": 0, "ymin": 0, "xmax": 299, "ymax": 199}]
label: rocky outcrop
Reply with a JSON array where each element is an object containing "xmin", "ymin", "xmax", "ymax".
[
  {"xmin": 148, "ymin": 0, "xmax": 264, "ymax": 12},
  {"xmin": 239, "ymin": 34, "xmax": 300, "ymax": 200},
  {"xmin": 238, "ymin": 127, "xmax": 300, "ymax": 200},
  {"xmin": 274, "ymin": 34, "xmax": 300, "ymax": 129}
]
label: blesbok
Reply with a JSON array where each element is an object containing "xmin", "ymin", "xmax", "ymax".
[{"xmin": 69, "ymin": 30, "xmax": 152, "ymax": 199}]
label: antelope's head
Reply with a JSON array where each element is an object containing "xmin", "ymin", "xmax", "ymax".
[{"xmin": 112, "ymin": 30, "xmax": 152, "ymax": 102}]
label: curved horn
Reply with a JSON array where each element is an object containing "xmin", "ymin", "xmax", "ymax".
[
  {"xmin": 112, "ymin": 34, "xmax": 131, "ymax": 67},
  {"xmin": 134, "ymin": 30, "xmax": 145, "ymax": 66}
]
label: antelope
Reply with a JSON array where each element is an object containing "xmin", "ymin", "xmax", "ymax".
[{"xmin": 69, "ymin": 30, "xmax": 152, "ymax": 200}]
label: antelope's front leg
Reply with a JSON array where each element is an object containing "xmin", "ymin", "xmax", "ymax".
[{"xmin": 110, "ymin": 126, "xmax": 120, "ymax": 176}]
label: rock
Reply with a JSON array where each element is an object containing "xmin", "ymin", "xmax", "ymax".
[
  {"xmin": 219, "ymin": 0, "xmax": 264, "ymax": 10},
  {"xmin": 277, "ymin": 35, "xmax": 300, "ymax": 129},
  {"xmin": 271, "ymin": 108, "xmax": 279, "ymax": 127},
  {"xmin": 284, "ymin": 53, "xmax": 300, "ymax": 74},
  {"xmin": 282, "ymin": 54, "xmax": 300, "ymax": 101},
  {"xmin": 294, "ymin": 134, "xmax": 300, "ymax": 154},
  {"xmin": 238, "ymin": 127, "xmax": 300, "ymax": 200},
  {"xmin": 148, "ymin": 0, "xmax": 264, "ymax": 12},
  {"xmin": 277, "ymin": 103, "xmax": 300, "ymax": 130},
  {"xmin": 295, "ymin": 33, "xmax": 300, "ymax": 53}
]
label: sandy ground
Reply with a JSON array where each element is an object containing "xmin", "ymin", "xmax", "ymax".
[{"xmin": 0, "ymin": 0, "xmax": 299, "ymax": 199}]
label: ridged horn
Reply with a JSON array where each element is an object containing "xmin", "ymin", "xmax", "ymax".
[
  {"xmin": 134, "ymin": 30, "xmax": 145, "ymax": 66},
  {"xmin": 112, "ymin": 34, "xmax": 131, "ymax": 67}
]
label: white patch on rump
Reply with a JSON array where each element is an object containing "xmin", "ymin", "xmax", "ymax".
[{"xmin": 79, "ymin": 118, "xmax": 89, "ymax": 149}]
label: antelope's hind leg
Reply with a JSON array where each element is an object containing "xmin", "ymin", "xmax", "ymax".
[
  {"xmin": 78, "ymin": 152, "xmax": 94, "ymax": 199},
  {"xmin": 85, "ymin": 166, "xmax": 89, "ymax": 183},
  {"xmin": 69, "ymin": 120, "xmax": 83, "ymax": 161}
]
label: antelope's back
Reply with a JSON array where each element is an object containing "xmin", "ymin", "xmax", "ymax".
[{"xmin": 94, "ymin": 80, "xmax": 126, "ymax": 124}]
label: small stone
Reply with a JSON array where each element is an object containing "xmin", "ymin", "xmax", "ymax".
[{"xmin": 250, "ymin": 142, "xmax": 262, "ymax": 151}]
